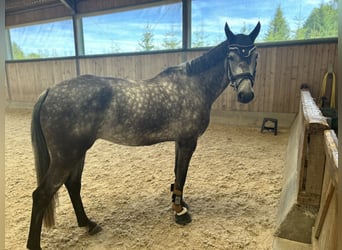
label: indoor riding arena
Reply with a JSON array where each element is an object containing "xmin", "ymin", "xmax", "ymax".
[{"xmin": 4, "ymin": 1, "xmax": 341, "ymax": 250}]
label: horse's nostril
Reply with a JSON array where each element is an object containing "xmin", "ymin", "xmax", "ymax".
[{"xmin": 238, "ymin": 91, "xmax": 254, "ymax": 103}]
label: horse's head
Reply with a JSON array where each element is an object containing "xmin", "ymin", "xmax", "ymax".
[{"xmin": 225, "ymin": 22, "xmax": 261, "ymax": 103}]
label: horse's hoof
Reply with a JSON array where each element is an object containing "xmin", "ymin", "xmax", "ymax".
[
  {"xmin": 88, "ymin": 224, "xmax": 102, "ymax": 235},
  {"xmin": 182, "ymin": 201, "xmax": 189, "ymax": 210},
  {"xmin": 26, "ymin": 244, "xmax": 42, "ymax": 250},
  {"xmin": 175, "ymin": 212, "xmax": 192, "ymax": 225}
]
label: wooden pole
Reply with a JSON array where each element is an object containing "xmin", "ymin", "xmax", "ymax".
[
  {"xmin": 338, "ymin": 1, "xmax": 342, "ymax": 249},
  {"xmin": 0, "ymin": 1, "xmax": 6, "ymax": 249}
]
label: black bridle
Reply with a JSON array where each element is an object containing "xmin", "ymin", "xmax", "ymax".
[{"xmin": 226, "ymin": 44, "xmax": 257, "ymax": 91}]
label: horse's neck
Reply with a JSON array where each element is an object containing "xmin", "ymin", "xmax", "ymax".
[
  {"xmin": 199, "ymin": 63, "xmax": 229, "ymax": 104},
  {"xmin": 186, "ymin": 41, "xmax": 229, "ymax": 103}
]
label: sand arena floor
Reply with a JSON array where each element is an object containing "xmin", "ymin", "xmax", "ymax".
[{"xmin": 5, "ymin": 109, "xmax": 289, "ymax": 249}]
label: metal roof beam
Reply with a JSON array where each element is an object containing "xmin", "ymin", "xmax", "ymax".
[{"xmin": 59, "ymin": 0, "xmax": 76, "ymax": 13}]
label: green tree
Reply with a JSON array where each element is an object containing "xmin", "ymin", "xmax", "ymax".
[
  {"xmin": 264, "ymin": 5, "xmax": 290, "ymax": 41},
  {"xmin": 162, "ymin": 26, "xmax": 181, "ymax": 49},
  {"xmin": 295, "ymin": 2, "xmax": 338, "ymax": 39},
  {"xmin": 11, "ymin": 42, "xmax": 42, "ymax": 59},
  {"xmin": 138, "ymin": 23, "xmax": 155, "ymax": 51},
  {"xmin": 192, "ymin": 21, "xmax": 209, "ymax": 48},
  {"xmin": 240, "ymin": 22, "xmax": 253, "ymax": 34},
  {"xmin": 192, "ymin": 30, "xmax": 206, "ymax": 47},
  {"xmin": 12, "ymin": 42, "xmax": 25, "ymax": 59},
  {"xmin": 292, "ymin": 7, "xmax": 306, "ymax": 39},
  {"xmin": 26, "ymin": 53, "xmax": 41, "ymax": 59}
]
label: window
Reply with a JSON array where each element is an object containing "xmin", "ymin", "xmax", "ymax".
[
  {"xmin": 8, "ymin": 19, "xmax": 75, "ymax": 59},
  {"xmin": 5, "ymin": 0, "xmax": 337, "ymax": 60},
  {"xmin": 191, "ymin": 0, "xmax": 338, "ymax": 47},
  {"xmin": 82, "ymin": 2, "xmax": 182, "ymax": 55}
]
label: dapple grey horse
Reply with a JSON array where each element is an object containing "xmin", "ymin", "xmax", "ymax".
[{"xmin": 27, "ymin": 22, "xmax": 260, "ymax": 249}]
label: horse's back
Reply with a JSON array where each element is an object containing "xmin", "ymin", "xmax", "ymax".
[
  {"xmin": 38, "ymin": 75, "xmax": 115, "ymax": 155},
  {"xmin": 38, "ymin": 74, "xmax": 210, "ymax": 150}
]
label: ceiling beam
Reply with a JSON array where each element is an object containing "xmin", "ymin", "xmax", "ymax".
[
  {"xmin": 59, "ymin": 0, "xmax": 77, "ymax": 13},
  {"xmin": 6, "ymin": 0, "xmax": 61, "ymax": 13}
]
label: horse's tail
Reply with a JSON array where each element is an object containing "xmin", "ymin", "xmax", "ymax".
[{"xmin": 31, "ymin": 88, "xmax": 57, "ymax": 228}]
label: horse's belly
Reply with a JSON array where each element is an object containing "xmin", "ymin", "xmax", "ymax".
[
  {"xmin": 97, "ymin": 116, "xmax": 209, "ymax": 146},
  {"xmin": 98, "ymin": 126, "xmax": 175, "ymax": 146}
]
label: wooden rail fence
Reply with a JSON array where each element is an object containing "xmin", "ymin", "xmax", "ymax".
[
  {"xmin": 312, "ymin": 129, "xmax": 338, "ymax": 250},
  {"xmin": 275, "ymin": 88, "xmax": 339, "ymax": 249}
]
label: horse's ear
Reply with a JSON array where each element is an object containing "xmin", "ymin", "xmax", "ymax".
[
  {"xmin": 249, "ymin": 22, "xmax": 261, "ymax": 43},
  {"xmin": 225, "ymin": 22, "xmax": 235, "ymax": 41}
]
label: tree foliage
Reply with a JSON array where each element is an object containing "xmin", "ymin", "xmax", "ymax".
[
  {"xmin": 264, "ymin": 5, "xmax": 290, "ymax": 41},
  {"xmin": 138, "ymin": 23, "xmax": 155, "ymax": 51},
  {"xmin": 264, "ymin": 2, "xmax": 337, "ymax": 42},
  {"xmin": 162, "ymin": 27, "xmax": 181, "ymax": 49},
  {"xmin": 192, "ymin": 28, "xmax": 210, "ymax": 48},
  {"xmin": 240, "ymin": 22, "xmax": 253, "ymax": 35},
  {"xmin": 295, "ymin": 2, "xmax": 338, "ymax": 39},
  {"xmin": 12, "ymin": 42, "xmax": 25, "ymax": 59},
  {"xmin": 12, "ymin": 42, "xmax": 42, "ymax": 59}
]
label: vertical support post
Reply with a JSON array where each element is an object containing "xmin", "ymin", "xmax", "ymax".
[
  {"xmin": 73, "ymin": 16, "xmax": 84, "ymax": 57},
  {"xmin": 5, "ymin": 29, "xmax": 12, "ymax": 60},
  {"xmin": 4, "ymin": 29, "xmax": 13, "ymax": 100},
  {"xmin": 182, "ymin": 0, "xmax": 191, "ymax": 62},
  {"xmin": 0, "ymin": 1, "xmax": 5, "ymax": 249},
  {"xmin": 337, "ymin": 1, "xmax": 342, "ymax": 250},
  {"xmin": 72, "ymin": 15, "xmax": 84, "ymax": 76}
]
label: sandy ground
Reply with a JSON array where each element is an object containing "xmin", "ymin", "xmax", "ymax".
[{"xmin": 5, "ymin": 109, "xmax": 289, "ymax": 250}]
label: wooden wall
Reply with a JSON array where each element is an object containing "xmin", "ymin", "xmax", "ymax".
[
  {"xmin": 5, "ymin": 40, "xmax": 338, "ymax": 114},
  {"xmin": 6, "ymin": 59, "xmax": 77, "ymax": 102},
  {"xmin": 213, "ymin": 41, "xmax": 338, "ymax": 113},
  {"xmin": 79, "ymin": 52, "xmax": 184, "ymax": 80}
]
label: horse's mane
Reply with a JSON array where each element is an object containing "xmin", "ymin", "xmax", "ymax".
[
  {"xmin": 156, "ymin": 40, "xmax": 228, "ymax": 78},
  {"xmin": 185, "ymin": 40, "xmax": 228, "ymax": 76}
]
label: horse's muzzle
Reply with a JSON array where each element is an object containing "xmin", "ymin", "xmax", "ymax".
[{"xmin": 237, "ymin": 79, "xmax": 254, "ymax": 103}]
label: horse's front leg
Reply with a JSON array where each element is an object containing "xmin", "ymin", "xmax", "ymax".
[{"xmin": 171, "ymin": 137, "xmax": 197, "ymax": 225}]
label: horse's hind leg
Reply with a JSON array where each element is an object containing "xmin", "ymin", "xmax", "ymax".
[
  {"xmin": 171, "ymin": 137, "xmax": 197, "ymax": 225},
  {"xmin": 64, "ymin": 155, "xmax": 102, "ymax": 235},
  {"xmin": 27, "ymin": 162, "xmax": 71, "ymax": 250}
]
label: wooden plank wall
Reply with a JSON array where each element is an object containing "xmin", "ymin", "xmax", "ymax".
[
  {"xmin": 79, "ymin": 52, "xmax": 184, "ymax": 80},
  {"xmin": 212, "ymin": 42, "xmax": 338, "ymax": 113},
  {"xmin": 5, "ymin": 41, "xmax": 338, "ymax": 114},
  {"xmin": 6, "ymin": 59, "xmax": 77, "ymax": 102}
]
